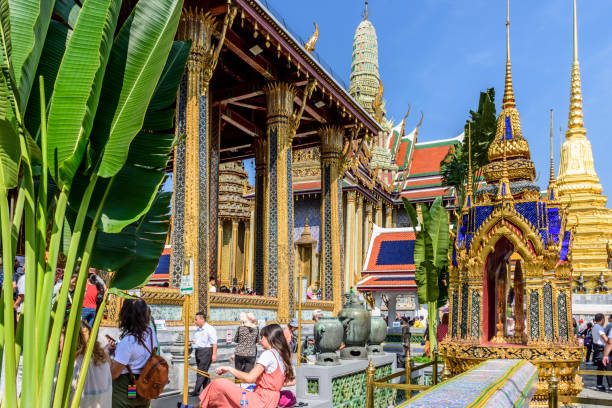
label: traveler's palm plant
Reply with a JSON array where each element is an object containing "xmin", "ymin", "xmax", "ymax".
[
  {"xmin": 0, "ymin": 0, "xmax": 188, "ymax": 406},
  {"xmin": 402, "ymin": 197, "xmax": 449, "ymax": 352}
]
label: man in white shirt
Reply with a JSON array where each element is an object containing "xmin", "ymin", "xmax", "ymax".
[
  {"xmin": 592, "ymin": 313, "xmax": 611, "ymax": 391},
  {"xmin": 190, "ymin": 311, "xmax": 217, "ymax": 396}
]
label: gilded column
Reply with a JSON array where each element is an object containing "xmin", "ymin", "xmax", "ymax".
[
  {"xmin": 385, "ymin": 204, "xmax": 392, "ymax": 228},
  {"xmin": 217, "ymin": 221, "xmax": 223, "ymax": 283},
  {"xmin": 354, "ymin": 195, "xmax": 363, "ymax": 285},
  {"xmin": 247, "ymin": 203, "xmax": 255, "ymax": 290},
  {"xmin": 392, "ymin": 207, "xmax": 397, "ymax": 227},
  {"xmin": 244, "ymin": 220, "xmax": 251, "ymax": 289},
  {"xmin": 264, "ymin": 81, "xmax": 314, "ymax": 322},
  {"xmin": 364, "ymin": 202, "xmax": 373, "ymax": 259},
  {"xmin": 375, "ymin": 201, "xmax": 383, "ymax": 227},
  {"xmin": 253, "ymin": 137, "xmax": 268, "ymax": 296},
  {"xmin": 231, "ymin": 219, "xmax": 239, "ymax": 286},
  {"xmin": 319, "ymin": 126, "xmax": 345, "ymax": 313},
  {"xmin": 345, "ymin": 191, "xmax": 356, "ymax": 290},
  {"xmin": 176, "ymin": 6, "xmax": 236, "ymax": 315}
]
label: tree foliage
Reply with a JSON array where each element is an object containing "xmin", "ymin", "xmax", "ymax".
[{"xmin": 440, "ymin": 88, "xmax": 497, "ymax": 210}]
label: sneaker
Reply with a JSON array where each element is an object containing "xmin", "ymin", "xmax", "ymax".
[{"xmin": 596, "ymin": 385, "xmax": 606, "ymax": 392}]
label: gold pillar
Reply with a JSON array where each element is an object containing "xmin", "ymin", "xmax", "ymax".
[
  {"xmin": 253, "ymin": 137, "xmax": 268, "ymax": 296},
  {"xmin": 354, "ymin": 195, "xmax": 363, "ymax": 286},
  {"xmin": 244, "ymin": 220, "xmax": 251, "ymax": 289},
  {"xmin": 319, "ymin": 125, "xmax": 345, "ymax": 313},
  {"xmin": 385, "ymin": 204, "xmax": 392, "ymax": 228},
  {"xmin": 364, "ymin": 202, "xmax": 373, "ymax": 260},
  {"xmin": 392, "ymin": 207, "xmax": 398, "ymax": 228},
  {"xmin": 176, "ymin": 6, "xmax": 236, "ymax": 316},
  {"xmin": 231, "ymin": 219, "xmax": 239, "ymax": 286},
  {"xmin": 345, "ymin": 191, "xmax": 356, "ymax": 291},
  {"xmin": 375, "ymin": 201, "xmax": 383, "ymax": 227},
  {"xmin": 217, "ymin": 221, "xmax": 223, "ymax": 281},
  {"xmin": 263, "ymin": 81, "xmax": 313, "ymax": 322}
]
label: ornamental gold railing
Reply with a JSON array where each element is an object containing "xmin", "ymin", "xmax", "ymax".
[
  {"xmin": 548, "ymin": 367, "xmax": 612, "ymax": 407},
  {"xmin": 365, "ymin": 350, "xmax": 443, "ymax": 408}
]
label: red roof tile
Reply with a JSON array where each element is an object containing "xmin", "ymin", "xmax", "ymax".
[{"xmin": 409, "ymin": 144, "xmax": 454, "ymax": 175}]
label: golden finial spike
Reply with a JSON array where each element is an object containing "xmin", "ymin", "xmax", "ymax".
[
  {"xmin": 464, "ymin": 122, "xmax": 473, "ymax": 208},
  {"xmin": 549, "ymin": 109, "xmax": 555, "ymax": 183},
  {"xmin": 568, "ymin": 0, "xmax": 584, "ymax": 131},
  {"xmin": 502, "ymin": 0, "xmax": 515, "ymax": 109},
  {"xmin": 364, "ymin": 0, "xmax": 368, "ymax": 20}
]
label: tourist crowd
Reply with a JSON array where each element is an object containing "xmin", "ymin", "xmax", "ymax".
[{"xmin": 578, "ymin": 313, "xmax": 612, "ymax": 391}]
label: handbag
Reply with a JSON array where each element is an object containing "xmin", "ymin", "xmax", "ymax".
[{"xmin": 278, "ymin": 390, "xmax": 297, "ymax": 407}]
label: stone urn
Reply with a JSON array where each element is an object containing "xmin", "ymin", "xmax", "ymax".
[
  {"xmin": 368, "ymin": 315, "xmax": 387, "ymax": 354},
  {"xmin": 314, "ymin": 317, "xmax": 343, "ymax": 365},
  {"xmin": 337, "ymin": 293, "xmax": 370, "ymax": 359}
]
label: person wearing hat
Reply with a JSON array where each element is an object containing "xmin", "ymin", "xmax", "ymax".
[
  {"xmin": 284, "ymin": 318, "xmax": 299, "ymax": 353},
  {"xmin": 233, "ymin": 312, "xmax": 259, "ymax": 373}
]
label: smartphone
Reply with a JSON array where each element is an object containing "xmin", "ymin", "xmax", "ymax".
[{"xmin": 105, "ymin": 334, "xmax": 116, "ymax": 345}]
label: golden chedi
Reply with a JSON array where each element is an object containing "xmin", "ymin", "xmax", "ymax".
[{"xmin": 557, "ymin": 0, "xmax": 612, "ymax": 292}]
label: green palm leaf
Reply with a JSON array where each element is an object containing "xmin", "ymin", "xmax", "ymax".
[
  {"xmin": 0, "ymin": 118, "xmax": 20, "ymax": 188},
  {"xmin": 25, "ymin": 20, "xmax": 70, "ymax": 139},
  {"xmin": 8, "ymin": 0, "xmax": 54, "ymax": 110},
  {"xmin": 92, "ymin": 190, "xmax": 171, "ymax": 290},
  {"xmin": 428, "ymin": 197, "xmax": 449, "ymax": 268},
  {"xmin": 92, "ymin": 0, "xmax": 183, "ymax": 178},
  {"xmin": 46, "ymin": 0, "xmax": 120, "ymax": 187},
  {"xmin": 54, "ymin": 0, "xmax": 80, "ymax": 29}
]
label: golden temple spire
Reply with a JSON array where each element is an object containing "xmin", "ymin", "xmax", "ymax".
[
  {"xmin": 364, "ymin": 0, "xmax": 368, "ymax": 21},
  {"xmin": 464, "ymin": 122, "xmax": 473, "ymax": 208},
  {"xmin": 549, "ymin": 109, "xmax": 555, "ymax": 184},
  {"xmin": 502, "ymin": 0, "xmax": 515, "ymax": 109},
  {"xmin": 567, "ymin": 0, "xmax": 584, "ymax": 131}
]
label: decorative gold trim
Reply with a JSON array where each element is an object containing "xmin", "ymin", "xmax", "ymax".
[{"xmin": 210, "ymin": 293, "xmax": 279, "ymax": 310}]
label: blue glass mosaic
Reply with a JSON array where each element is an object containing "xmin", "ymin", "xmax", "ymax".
[
  {"xmin": 460, "ymin": 283, "xmax": 468, "ymax": 338},
  {"xmin": 375, "ymin": 240, "xmax": 415, "ymax": 265},
  {"xmin": 558, "ymin": 292, "xmax": 568, "ymax": 340},
  {"xmin": 323, "ymin": 164, "xmax": 332, "ymax": 300},
  {"xmin": 560, "ymin": 231, "xmax": 571, "ymax": 261},
  {"xmin": 530, "ymin": 290, "xmax": 540, "ymax": 340},
  {"xmin": 513, "ymin": 201, "xmax": 538, "ymax": 230},
  {"xmin": 451, "ymin": 292, "xmax": 458, "ymax": 337},
  {"xmin": 198, "ymin": 93, "xmax": 208, "ymax": 311},
  {"xmin": 287, "ymin": 149, "xmax": 295, "ymax": 313},
  {"xmin": 547, "ymin": 207, "xmax": 561, "ymax": 243},
  {"xmin": 504, "ymin": 116, "xmax": 513, "ymax": 140},
  {"xmin": 543, "ymin": 283, "xmax": 553, "ymax": 341},
  {"xmin": 268, "ymin": 127, "xmax": 278, "ymax": 297},
  {"xmin": 474, "ymin": 205, "xmax": 494, "ymax": 233},
  {"xmin": 471, "ymin": 290, "xmax": 480, "ymax": 338}
]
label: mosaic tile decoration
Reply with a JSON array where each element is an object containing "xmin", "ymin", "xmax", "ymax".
[
  {"xmin": 543, "ymin": 283, "xmax": 553, "ymax": 341},
  {"xmin": 267, "ymin": 127, "xmax": 278, "ymax": 297},
  {"xmin": 529, "ymin": 290, "xmax": 540, "ymax": 340},
  {"xmin": 471, "ymin": 290, "xmax": 480, "ymax": 338},
  {"xmin": 323, "ymin": 165, "xmax": 332, "ymax": 301},
  {"xmin": 198, "ymin": 93, "xmax": 209, "ymax": 312},
  {"xmin": 287, "ymin": 149, "xmax": 295, "ymax": 313},
  {"xmin": 170, "ymin": 74, "xmax": 187, "ymax": 287},
  {"xmin": 513, "ymin": 201, "xmax": 538, "ymax": 232},
  {"xmin": 307, "ymin": 378, "xmax": 319, "ymax": 395},
  {"xmin": 254, "ymin": 174, "xmax": 265, "ymax": 295},
  {"xmin": 547, "ymin": 207, "xmax": 561, "ymax": 242},
  {"xmin": 209, "ymin": 307, "xmax": 277, "ymax": 323},
  {"xmin": 338, "ymin": 179, "xmax": 344, "ymax": 295},
  {"xmin": 209, "ymin": 105, "xmax": 220, "ymax": 281},
  {"xmin": 557, "ymin": 292, "xmax": 568, "ymax": 340},
  {"xmin": 149, "ymin": 304, "xmax": 182, "ymax": 321},
  {"xmin": 451, "ymin": 292, "xmax": 458, "ymax": 337},
  {"xmin": 330, "ymin": 364, "xmax": 395, "ymax": 408},
  {"xmin": 460, "ymin": 283, "xmax": 468, "ymax": 338}
]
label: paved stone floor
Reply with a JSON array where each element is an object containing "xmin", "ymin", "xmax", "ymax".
[{"xmin": 152, "ymin": 361, "xmax": 612, "ymax": 408}]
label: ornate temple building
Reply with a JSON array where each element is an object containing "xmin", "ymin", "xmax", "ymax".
[
  {"xmin": 440, "ymin": 3, "xmax": 583, "ymax": 404},
  {"xmin": 556, "ymin": 0, "xmax": 612, "ymax": 293}
]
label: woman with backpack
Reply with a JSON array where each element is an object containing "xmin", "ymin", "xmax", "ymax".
[
  {"xmin": 199, "ymin": 323, "xmax": 295, "ymax": 408},
  {"xmin": 580, "ymin": 322, "xmax": 594, "ymax": 363},
  {"xmin": 110, "ymin": 299, "xmax": 159, "ymax": 408},
  {"xmin": 233, "ymin": 312, "xmax": 259, "ymax": 372}
]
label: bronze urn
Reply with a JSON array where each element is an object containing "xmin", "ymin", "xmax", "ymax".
[{"xmin": 337, "ymin": 293, "xmax": 371, "ymax": 359}]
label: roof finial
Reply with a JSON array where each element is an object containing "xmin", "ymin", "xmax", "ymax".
[
  {"xmin": 364, "ymin": 0, "xmax": 368, "ymax": 20},
  {"xmin": 568, "ymin": 0, "xmax": 584, "ymax": 131},
  {"xmin": 464, "ymin": 121, "xmax": 473, "ymax": 208},
  {"xmin": 549, "ymin": 109, "xmax": 555, "ymax": 184},
  {"xmin": 502, "ymin": 0, "xmax": 515, "ymax": 109}
]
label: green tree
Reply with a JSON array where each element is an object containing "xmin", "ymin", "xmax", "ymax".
[
  {"xmin": 0, "ymin": 0, "xmax": 187, "ymax": 407},
  {"xmin": 402, "ymin": 197, "xmax": 449, "ymax": 352},
  {"xmin": 441, "ymin": 88, "xmax": 496, "ymax": 210}
]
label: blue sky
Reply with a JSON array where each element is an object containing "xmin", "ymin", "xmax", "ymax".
[{"xmin": 250, "ymin": 0, "xmax": 612, "ymax": 200}]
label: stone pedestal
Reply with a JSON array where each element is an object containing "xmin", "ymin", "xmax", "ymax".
[{"xmin": 296, "ymin": 353, "xmax": 396, "ymax": 408}]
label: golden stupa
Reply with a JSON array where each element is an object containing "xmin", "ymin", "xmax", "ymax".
[{"xmin": 557, "ymin": 0, "xmax": 612, "ymax": 292}]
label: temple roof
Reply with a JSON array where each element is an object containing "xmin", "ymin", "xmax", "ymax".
[{"xmin": 357, "ymin": 225, "xmax": 417, "ymax": 292}]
